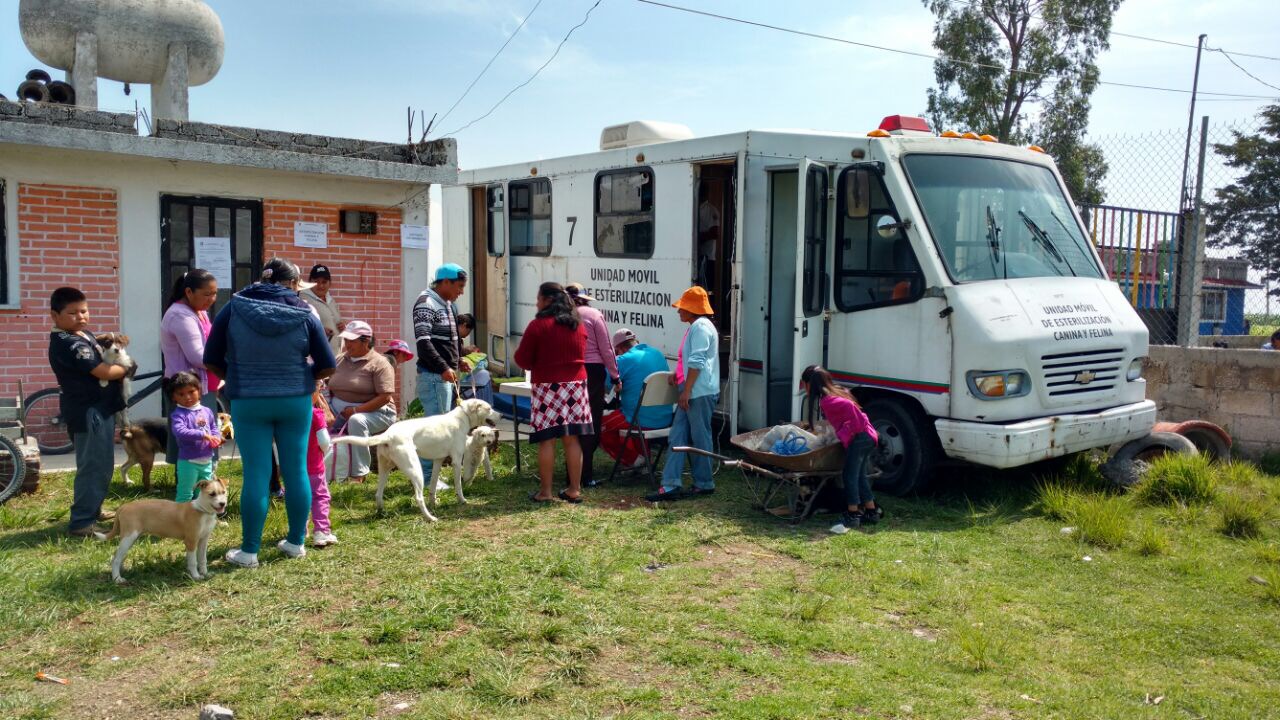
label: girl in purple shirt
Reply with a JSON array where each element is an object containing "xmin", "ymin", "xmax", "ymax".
[
  {"xmin": 801, "ymin": 365, "xmax": 883, "ymax": 534},
  {"xmin": 167, "ymin": 372, "xmax": 223, "ymax": 502}
]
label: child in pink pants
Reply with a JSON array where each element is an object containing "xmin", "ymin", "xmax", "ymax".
[{"xmin": 308, "ymin": 384, "xmax": 338, "ymax": 547}]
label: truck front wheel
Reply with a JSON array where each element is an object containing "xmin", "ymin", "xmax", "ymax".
[{"xmin": 864, "ymin": 398, "xmax": 937, "ymax": 496}]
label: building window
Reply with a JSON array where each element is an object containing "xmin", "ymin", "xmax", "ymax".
[
  {"xmin": 802, "ymin": 165, "xmax": 828, "ymax": 317},
  {"xmin": 509, "ymin": 178, "xmax": 552, "ymax": 256},
  {"xmin": 1201, "ymin": 289, "xmax": 1226, "ymax": 323},
  {"xmin": 595, "ymin": 168, "xmax": 654, "ymax": 258},
  {"xmin": 0, "ymin": 180, "xmax": 8, "ymax": 306},
  {"xmin": 835, "ymin": 167, "xmax": 923, "ymax": 312}
]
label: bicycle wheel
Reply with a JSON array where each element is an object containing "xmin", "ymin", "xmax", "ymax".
[
  {"xmin": 22, "ymin": 387, "xmax": 74, "ymax": 455},
  {"xmin": 0, "ymin": 434, "xmax": 28, "ymax": 505}
]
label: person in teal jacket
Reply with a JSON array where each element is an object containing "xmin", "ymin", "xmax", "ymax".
[{"xmin": 647, "ymin": 287, "xmax": 720, "ymax": 502}]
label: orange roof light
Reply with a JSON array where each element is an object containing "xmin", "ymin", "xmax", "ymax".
[
  {"xmin": 1027, "ymin": 145, "xmax": 1046, "ymax": 153},
  {"xmin": 979, "ymin": 134, "xmax": 998, "ymax": 142},
  {"xmin": 867, "ymin": 129, "xmax": 891, "ymax": 138},
  {"xmin": 962, "ymin": 131, "xmax": 980, "ymax": 140},
  {"xmin": 940, "ymin": 130, "xmax": 961, "ymax": 138}
]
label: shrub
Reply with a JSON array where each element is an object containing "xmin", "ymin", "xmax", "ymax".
[
  {"xmin": 1135, "ymin": 522, "xmax": 1170, "ymax": 556},
  {"xmin": 1072, "ymin": 494, "xmax": 1131, "ymax": 549},
  {"xmin": 1218, "ymin": 491, "xmax": 1269, "ymax": 540},
  {"xmin": 951, "ymin": 622, "xmax": 1007, "ymax": 672},
  {"xmin": 1034, "ymin": 482, "xmax": 1077, "ymax": 522},
  {"xmin": 1134, "ymin": 454, "xmax": 1218, "ymax": 506}
]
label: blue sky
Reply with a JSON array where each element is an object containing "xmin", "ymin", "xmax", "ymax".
[{"xmin": 4, "ymin": 0, "xmax": 1278, "ymax": 172}]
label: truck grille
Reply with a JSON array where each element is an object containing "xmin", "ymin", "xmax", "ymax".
[{"xmin": 1040, "ymin": 348, "xmax": 1125, "ymax": 397}]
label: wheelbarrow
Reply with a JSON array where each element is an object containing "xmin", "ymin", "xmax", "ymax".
[{"xmin": 671, "ymin": 424, "xmax": 847, "ymax": 523}]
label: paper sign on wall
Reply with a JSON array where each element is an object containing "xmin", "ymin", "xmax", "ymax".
[
  {"xmin": 294, "ymin": 221, "xmax": 328, "ymax": 248},
  {"xmin": 194, "ymin": 237, "xmax": 233, "ymax": 288},
  {"xmin": 400, "ymin": 224, "xmax": 429, "ymax": 250}
]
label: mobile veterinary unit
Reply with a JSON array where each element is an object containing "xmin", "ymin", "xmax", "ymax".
[{"xmin": 441, "ymin": 116, "xmax": 1155, "ymax": 493}]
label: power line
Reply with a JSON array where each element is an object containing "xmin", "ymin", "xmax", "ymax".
[
  {"xmin": 438, "ymin": 0, "xmax": 605, "ymax": 139},
  {"xmin": 1213, "ymin": 47, "xmax": 1280, "ymax": 94},
  {"xmin": 634, "ymin": 0, "xmax": 1279, "ymax": 100},
  {"xmin": 434, "ymin": 0, "xmax": 546, "ymax": 131}
]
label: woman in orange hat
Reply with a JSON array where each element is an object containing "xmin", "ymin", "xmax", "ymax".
[{"xmin": 646, "ymin": 286, "xmax": 720, "ymax": 502}]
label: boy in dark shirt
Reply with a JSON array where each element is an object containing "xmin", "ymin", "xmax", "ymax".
[{"xmin": 47, "ymin": 287, "xmax": 130, "ymax": 540}]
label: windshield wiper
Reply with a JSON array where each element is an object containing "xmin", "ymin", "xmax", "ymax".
[
  {"xmin": 1018, "ymin": 210, "xmax": 1074, "ymax": 277},
  {"xmin": 985, "ymin": 205, "xmax": 1005, "ymax": 279},
  {"xmin": 1050, "ymin": 210, "xmax": 1097, "ymax": 278}
]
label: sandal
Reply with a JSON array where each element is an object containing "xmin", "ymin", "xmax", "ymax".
[
  {"xmin": 558, "ymin": 489, "xmax": 583, "ymax": 504},
  {"xmin": 529, "ymin": 491, "xmax": 555, "ymax": 503}
]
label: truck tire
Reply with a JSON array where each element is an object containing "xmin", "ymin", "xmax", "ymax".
[
  {"xmin": 864, "ymin": 398, "xmax": 936, "ymax": 496},
  {"xmin": 1103, "ymin": 432, "xmax": 1198, "ymax": 489}
]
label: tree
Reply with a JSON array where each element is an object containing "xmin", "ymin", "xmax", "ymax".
[
  {"xmin": 1205, "ymin": 104, "xmax": 1280, "ymax": 294},
  {"xmin": 921, "ymin": 0, "xmax": 1120, "ymax": 205}
]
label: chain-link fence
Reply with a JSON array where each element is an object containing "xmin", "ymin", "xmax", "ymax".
[{"xmin": 1083, "ymin": 114, "xmax": 1274, "ymax": 347}]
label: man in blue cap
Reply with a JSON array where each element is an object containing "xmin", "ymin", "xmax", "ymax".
[{"xmin": 412, "ymin": 263, "xmax": 468, "ymax": 480}]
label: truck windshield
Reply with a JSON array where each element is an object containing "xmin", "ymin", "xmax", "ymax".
[{"xmin": 903, "ymin": 154, "xmax": 1103, "ymax": 282}]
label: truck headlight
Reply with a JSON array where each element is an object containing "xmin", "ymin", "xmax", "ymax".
[
  {"xmin": 966, "ymin": 370, "xmax": 1031, "ymax": 399},
  {"xmin": 1127, "ymin": 358, "xmax": 1145, "ymax": 381}
]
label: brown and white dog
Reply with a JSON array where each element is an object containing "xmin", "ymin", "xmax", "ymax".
[
  {"xmin": 119, "ymin": 412, "xmax": 233, "ymax": 492},
  {"xmin": 96, "ymin": 335, "xmax": 137, "ymax": 437},
  {"xmin": 107, "ymin": 477, "xmax": 228, "ymax": 584}
]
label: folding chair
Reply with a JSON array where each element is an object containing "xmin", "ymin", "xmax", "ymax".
[{"xmin": 606, "ymin": 371, "xmax": 678, "ymax": 486}]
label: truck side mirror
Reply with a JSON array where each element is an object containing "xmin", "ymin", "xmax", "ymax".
[{"xmin": 846, "ymin": 169, "xmax": 871, "ymax": 219}]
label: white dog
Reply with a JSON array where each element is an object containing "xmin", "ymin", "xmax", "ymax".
[
  {"xmin": 462, "ymin": 425, "xmax": 499, "ymax": 486},
  {"xmin": 98, "ymin": 336, "xmax": 136, "ymax": 437},
  {"xmin": 331, "ymin": 399, "xmax": 501, "ymax": 521}
]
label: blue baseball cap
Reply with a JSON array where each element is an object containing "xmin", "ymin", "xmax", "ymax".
[{"xmin": 434, "ymin": 263, "xmax": 467, "ymax": 281}]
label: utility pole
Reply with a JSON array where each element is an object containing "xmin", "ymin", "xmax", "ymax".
[{"xmin": 1179, "ymin": 34, "xmax": 1207, "ymax": 211}]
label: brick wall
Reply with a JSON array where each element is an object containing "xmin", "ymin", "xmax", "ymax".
[
  {"xmin": 1144, "ymin": 346, "xmax": 1280, "ymax": 459},
  {"xmin": 0, "ymin": 183, "xmax": 119, "ymax": 398},
  {"xmin": 262, "ymin": 199, "xmax": 405, "ymax": 357}
]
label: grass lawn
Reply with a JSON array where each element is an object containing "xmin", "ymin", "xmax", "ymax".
[{"xmin": 1, "ymin": 446, "xmax": 1278, "ymax": 719}]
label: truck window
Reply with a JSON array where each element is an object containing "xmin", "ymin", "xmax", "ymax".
[
  {"xmin": 595, "ymin": 168, "xmax": 654, "ymax": 259},
  {"xmin": 903, "ymin": 154, "xmax": 1103, "ymax": 282},
  {"xmin": 509, "ymin": 178, "xmax": 552, "ymax": 256},
  {"xmin": 802, "ymin": 166, "xmax": 828, "ymax": 317},
  {"xmin": 835, "ymin": 167, "xmax": 923, "ymax": 312}
]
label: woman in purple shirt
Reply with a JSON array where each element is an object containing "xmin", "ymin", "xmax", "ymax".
[
  {"xmin": 159, "ymin": 270, "xmax": 219, "ymax": 460},
  {"xmin": 566, "ymin": 282, "xmax": 620, "ymax": 488}
]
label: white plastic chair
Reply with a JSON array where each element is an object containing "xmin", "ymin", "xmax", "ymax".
[{"xmin": 606, "ymin": 371, "xmax": 678, "ymax": 485}]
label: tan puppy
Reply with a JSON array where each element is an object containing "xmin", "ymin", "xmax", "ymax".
[
  {"xmin": 216, "ymin": 412, "xmax": 234, "ymax": 441},
  {"xmin": 107, "ymin": 477, "xmax": 228, "ymax": 584}
]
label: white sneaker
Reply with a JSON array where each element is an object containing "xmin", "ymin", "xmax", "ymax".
[
  {"xmin": 224, "ymin": 549, "xmax": 259, "ymax": 568},
  {"xmin": 277, "ymin": 539, "xmax": 307, "ymax": 559},
  {"xmin": 312, "ymin": 531, "xmax": 339, "ymax": 547}
]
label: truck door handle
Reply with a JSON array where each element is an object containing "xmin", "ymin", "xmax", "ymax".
[{"xmin": 801, "ymin": 320, "xmax": 809, "ymax": 338}]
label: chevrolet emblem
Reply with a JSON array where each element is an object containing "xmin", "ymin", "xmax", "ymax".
[{"xmin": 1074, "ymin": 371, "xmax": 1096, "ymax": 385}]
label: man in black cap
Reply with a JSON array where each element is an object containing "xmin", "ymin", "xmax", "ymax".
[{"xmin": 300, "ymin": 264, "xmax": 344, "ymax": 354}]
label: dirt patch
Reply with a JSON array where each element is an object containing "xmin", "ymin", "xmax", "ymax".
[
  {"xmin": 375, "ymin": 691, "xmax": 419, "ymax": 717},
  {"xmin": 601, "ymin": 495, "xmax": 649, "ymax": 511},
  {"xmin": 810, "ymin": 650, "xmax": 861, "ymax": 665}
]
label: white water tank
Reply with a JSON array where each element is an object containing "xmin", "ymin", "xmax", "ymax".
[
  {"xmin": 599, "ymin": 120, "xmax": 694, "ymax": 151},
  {"xmin": 19, "ymin": 0, "xmax": 224, "ymax": 85}
]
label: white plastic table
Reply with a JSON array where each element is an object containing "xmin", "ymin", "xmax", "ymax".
[{"xmin": 496, "ymin": 381, "xmax": 532, "ymax": 473}]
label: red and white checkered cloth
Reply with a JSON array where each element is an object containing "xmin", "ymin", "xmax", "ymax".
[{"xmin": 530, "ymin": 380, "xmax": 594, "ymax": 442}]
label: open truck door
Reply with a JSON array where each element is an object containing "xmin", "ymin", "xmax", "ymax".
[{"xmin": 791, "ymin": 159, "xmax": 832, "ymax": 421}]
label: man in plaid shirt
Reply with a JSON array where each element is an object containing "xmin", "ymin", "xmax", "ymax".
[{"xmin": 412, "ymin": 263, "xmax": 467, "ymax": 480}]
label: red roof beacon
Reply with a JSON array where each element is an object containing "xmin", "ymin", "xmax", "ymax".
[{"xmin": 878, "ymin": 115, "xmax": 933, "ymax": 137}]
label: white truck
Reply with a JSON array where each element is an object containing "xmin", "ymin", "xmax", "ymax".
[{"xmin": 441, "ymin": 115, "xmax": 1156, "ymax": 493}]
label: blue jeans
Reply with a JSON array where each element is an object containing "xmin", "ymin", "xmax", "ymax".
[
  {"xmin": 231, "ymin": 395, "xmax": 312, "ymax": 553},
  {"xmin": 416, "ymin": 369, "xmax": 455, "ymax": 479},
  {"xmin": 842, "ymin": 433, "xmax": 876, "ymax": 507},
  {"xmin": 661, "ymin": 393, "xmax": 718, "ymax": 491},
  {"xmin": 69, "ymin": 407, "xmax": 115, "ymax": 531}
]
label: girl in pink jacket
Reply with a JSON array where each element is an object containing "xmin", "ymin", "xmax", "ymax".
[{"xmin": 801, "ymin": 365, "xmax": 882, "ymax": 534}]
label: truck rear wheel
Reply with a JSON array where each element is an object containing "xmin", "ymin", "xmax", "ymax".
[{"xmin": 864, "ymin": 398, "xmax": 936, "ymax": 496}]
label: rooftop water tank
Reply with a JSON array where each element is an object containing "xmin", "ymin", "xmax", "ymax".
[{"xmin": 19, "ymin": 0, "xmax": 224, "ymax": 86}]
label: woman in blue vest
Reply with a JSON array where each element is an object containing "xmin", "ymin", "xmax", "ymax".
[{"xmin": 204, "ymin": 258, "xmax": 336, "ymax": 568}]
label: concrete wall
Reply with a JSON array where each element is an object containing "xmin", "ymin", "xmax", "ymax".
[
  {"xmin": 1144, "ymin": 346, "xmax": 1280, "ymax": 459},
  {"xmin": 0, "ymin": 142, "xmax": 433, "ymax": 415},
  {"xmin": 0, "ymin": 99, "xmax": 136, "ymax": 134}
]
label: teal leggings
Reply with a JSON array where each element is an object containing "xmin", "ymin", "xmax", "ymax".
[{"xmin": 231, "ymin": 395, "xmax": 312, "ymax": 553}]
